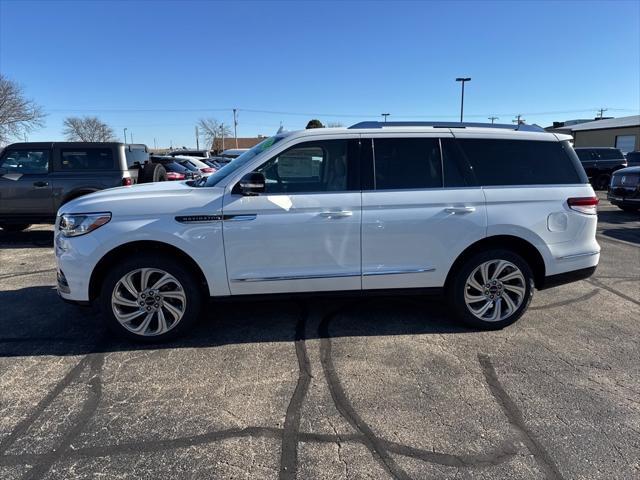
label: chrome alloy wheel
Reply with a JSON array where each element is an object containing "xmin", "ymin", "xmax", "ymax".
[
  {"xmin": 463, "ymin": 260, "xmax": 526, "ymax": 322},
  {"xmin": 111, "ymin": 268, "xmax": 187, "ymax": 336}
]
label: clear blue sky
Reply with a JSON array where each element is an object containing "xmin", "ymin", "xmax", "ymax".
[{"xmin": 1, "ymin": 0, "xmax": 639, "ymax": 148}]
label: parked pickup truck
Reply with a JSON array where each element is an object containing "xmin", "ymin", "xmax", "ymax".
[
  {"xmin": 574, "ymin": 147, "xmax": 627, "ymax": 190},
  {"xmin": 0, "ymin": 142, "xmax": 165, "ymax": 232}
]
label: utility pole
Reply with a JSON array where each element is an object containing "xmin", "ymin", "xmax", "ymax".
[
  {"xmin": 153, "ymin": 138, "xmax": 157, "ymax": 150},
  {"xmin": 130, "ymin": 132, "xmax": 134, "ymax": 144},
  {"xmin": 233, "ymin": 108, "xmax": 238, "ymax": 148},
  {"xmin": 597, "ymin": 108, "xmax": 608, "ymax": 119},
  {"xmin": 381, "ymin": 113, "xmax": 390, "ymax": 122},
  {"xmin": 455, "ymin": 77, "xmax": 471, "ymax": 122},
  {"xmin": 195, "ymin": 126, "xmax": 199, "ymax": 150},
  {"xmin": 123, "ymin": 128, "xmax": 127, "ymax": 145},
  {"xmin": 488, "ymin": 116, "xmax": 499, "ymax": 124},
  {"xmin": 512, "ymin": 114, "xmax": 525, "ymax": 125}
]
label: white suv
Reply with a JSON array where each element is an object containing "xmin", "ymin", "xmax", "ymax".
[{"xmin": 55, "ymin": 122, "xmax": 600, "ymax": 342}]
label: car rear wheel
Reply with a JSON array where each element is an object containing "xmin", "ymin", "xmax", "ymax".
[
  {"xmin": 0, "ymin": 223, "xmax": 32, "ymax": 232},
  {"xmin": 447, "ymin": 249, "xmax": 534, "ymax": 330},
  {"xmin": 100, "ymin": 254, "xmax": 203, "ymax": 342}
]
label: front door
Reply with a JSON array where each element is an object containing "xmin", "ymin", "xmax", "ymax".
[
  {"xmin": 222, "ymin": 138, "xmax": 362, "ymax": 295},
  {"xmin": 361, "ymin": 135, "xmax": 487, "ymax": 290},
  {"xmin": 0, "ymin": 147, "xmax": 53, "ymax": 219}
]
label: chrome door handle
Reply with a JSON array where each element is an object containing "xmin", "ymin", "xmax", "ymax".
[
  {"xmin": 444, "ymin": 206, "xmax": 476, "ymax": 214},
  {"xmin": 318, "ymin": 210, "xmax": 353, "ymax": 219}
]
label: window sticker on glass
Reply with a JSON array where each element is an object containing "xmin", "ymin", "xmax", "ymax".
[
  {"xmin": 259, "ymin": 137, "xmax": 276, "ymax": 151},
  {"xmin": 278, "ymin": 154, "xmax": 315, "ymax": 178}
]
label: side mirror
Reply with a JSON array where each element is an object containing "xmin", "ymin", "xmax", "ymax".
[{"xmin": 235, "ymin": 172, "xmax": 265, "ymax": 195}]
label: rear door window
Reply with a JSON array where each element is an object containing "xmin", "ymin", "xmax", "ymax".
[
  {"xmin": 57, "ymin": 148, "xmax": 115, "ymax": 171},
  {"xmin": 125, "ymin": 148, "xmax": 149, "ymax": 168},
  {"xmin": 373, "ymin": 137, "xmax": 442, "ymax": 189},
  {"xmin": 596, "ymin": 149, "xmax": 624, "ymax": 160},
  {"xmin": 456, "ymin": 139, "xmax": 584, "ymax": 186}
]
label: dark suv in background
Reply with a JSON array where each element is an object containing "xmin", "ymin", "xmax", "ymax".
[
  {"xmin": 574, "ymin": 147, "xmax": 627, "ymax": 190},
  {"xmin": 0, "ymin": 142, "xmax": 164, "ymax": 232}
]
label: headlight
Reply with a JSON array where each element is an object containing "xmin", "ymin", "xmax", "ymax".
[{"xmin": 59, "ymin": 212, "xmax": 111, "ymax": 237}]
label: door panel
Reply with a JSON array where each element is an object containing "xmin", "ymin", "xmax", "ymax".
[
  {"xmin": 362, "ymin": 188, "xmax": 486, "ymax": 289},
  {"xmin": 0, "ymin": 149, "xmax": 53, "ymax": 217},
  {"xmin": 223, "ymin": 192, "xmax": 361, "ymax": 294}
]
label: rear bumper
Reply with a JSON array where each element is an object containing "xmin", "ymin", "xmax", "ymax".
[{"xmin": 539, "ymin": 266, "xmax": 597, "ymax": 290}]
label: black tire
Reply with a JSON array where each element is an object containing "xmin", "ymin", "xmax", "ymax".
[
  {"xmin": 0, "ymin": 223, "xmax": 32, "ymax": 232},
  {"xmin": 99, "ymin": 253, "xmax": 203, "ymax": 342},
  {"xmin": 620, "ymin": 206, "xmax": 639, "ymax": 213},
  {"xmin": 594, "ymin": 174, "xmax": 610, "ymax": 191},
  {"xmin": 447, "ymin": 249, "xmax": 534, "ymax": 330},
  {"xmin": 139, "ymin": 163, "xmax": 167, "ymax": 183}
]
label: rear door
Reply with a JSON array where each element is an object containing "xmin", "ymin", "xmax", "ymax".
[
  {"xmin": 361, "ymin": 133, "xmax": 487, "ymax": 290},
  {"xmin": 49, "ymin": 145, "xmax": 119, "ymax": 210},
  {"xmin": 0, "ymin": 147, "xmax": 54, "ymax": 218}
]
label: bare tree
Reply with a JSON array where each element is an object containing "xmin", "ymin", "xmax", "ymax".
[
  {"xmin": 326, "ymin": 121, "xmax": 344, "ymax": 128},
  {"xmin": 62, "ymin": 116, "xmax": 117, "ymax": 142},
  {"xmin": 197, "ymin": 118, "xmax": 232, "ymax": 152},
  {"xmin": 0, "ymin": 74, "xmax": 45, "ymax": 145}
]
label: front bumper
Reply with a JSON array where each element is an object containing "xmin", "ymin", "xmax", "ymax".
[{"xmin": 608, "ymin": 186, "xmax": 640, "ymax": 207}]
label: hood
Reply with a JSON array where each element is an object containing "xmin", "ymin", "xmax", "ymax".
[
  {"xmin": 59, "ymin": 181, "xmax": 224, "ymax": 217},
  {"xmin": 612, "ymin": 166, "xmax": 640, "ymax": 175}
]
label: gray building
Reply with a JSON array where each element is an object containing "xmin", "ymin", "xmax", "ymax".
[{"xmin": 548, "ymin": 115, "xmax": 639, "ymax": 153}]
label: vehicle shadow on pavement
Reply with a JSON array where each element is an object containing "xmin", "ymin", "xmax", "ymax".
[
  {"xmin": 599, "ymin": 227, "xmax": 640, "ymax": 245},
  {"xmin": 0, "ymin": 229, "xmax": 53, "ymax": 248},
  {"xmin": 597, "ymin": 209, "xmax": 640, "ymax": 224},
  {"xmin": 0, "ymin": 285, "xmax": 471, "ymax": 357}
]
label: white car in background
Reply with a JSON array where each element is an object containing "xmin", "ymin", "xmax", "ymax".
[
  {"xmin": 171, "ymin": 155, "xmax": 216, "ymax": 177},
  {"xmin": 55, "ymin": 122, "xmax": 599, "ymax": 342},
  {"xmin": 220, "ymin": 148, "xmax": 249, "ymax": 159}
]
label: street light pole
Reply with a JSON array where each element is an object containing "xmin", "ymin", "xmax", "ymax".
[
  {"xmin": 123, "ymin": 128, "xmax": 127, "ymax": 145},
  {"xmin": 455, "ymin": 77, "xmax": 471, "ymax": 122}
]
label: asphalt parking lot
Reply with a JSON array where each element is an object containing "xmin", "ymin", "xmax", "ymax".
[{"xmin": 0, "ymin": 193, "xmax": 638, "ymax": 480}]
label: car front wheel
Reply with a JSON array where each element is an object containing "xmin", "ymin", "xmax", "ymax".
[
  {"xmin": 448, "ymin": 249, "xmax": 534, "ymax": 329},
  {"xmin": 100, "ymin": 254, "xmax": 203, "ymax": 342},
  {"xmin": 0, "ymin": 223, "xmax": 32, "ymax": 232}
]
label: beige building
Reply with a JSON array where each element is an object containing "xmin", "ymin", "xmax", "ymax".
[{"xmin": 551, "ymin": 115, "xmax": 639, "ymax": 153}]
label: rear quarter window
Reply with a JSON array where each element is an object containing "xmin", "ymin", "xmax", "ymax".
[
  {"xmin": 58, "ymin": 148, "xmax": 115, "ymax": 171},
  {"xmin": 456, "ymin": 139, "xmax": 585, "ymax": 186}
]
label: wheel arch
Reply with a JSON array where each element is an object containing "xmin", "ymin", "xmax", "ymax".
[
  {"xmin": 89, "ymin": 240, "xmax": 210, "ymax": 301},
  {"xmin": 444, "ymin": 235, "xmax": 546, "ymax": 290},
  {"xmin": 60, "ymin": 188, "xmax": 100, "ymax": 206}
]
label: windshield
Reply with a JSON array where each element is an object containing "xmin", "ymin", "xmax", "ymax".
[{"xmin": 200, "ymin": 134, "xmax": 288, "ymax": 187}]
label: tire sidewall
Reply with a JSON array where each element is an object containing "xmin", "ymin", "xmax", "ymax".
[
  {"xmin": 448, "ymin": 249, "xmax": 534, "ymax": 330},
  {"xmin": 99, "ymin": 253, "xmax": 203, "ymax": 342}
]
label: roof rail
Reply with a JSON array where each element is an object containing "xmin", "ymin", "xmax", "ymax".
[{"xmin": 348, "ymin": 121, "xmax": 545, "ymax": 133}]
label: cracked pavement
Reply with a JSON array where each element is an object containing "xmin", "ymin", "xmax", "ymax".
[{"xmin": 0, "ymin": 193, "xmax": 638, "ymax": 479}]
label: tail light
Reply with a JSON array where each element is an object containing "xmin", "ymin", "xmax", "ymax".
[
  {"xmin": 166, "ymin": 172, "xmax": 185, "ymax": 181},
  {"xmin": 201, "ymin": 167, "xmax": 214, "ymax": 173},
  {"xmin": 568, "ymin": 196, "xmax": 598, "ymax": 215},
  {"xmin": 122, "ymin": 177, "xmax": 133, "ymax": 186}
]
